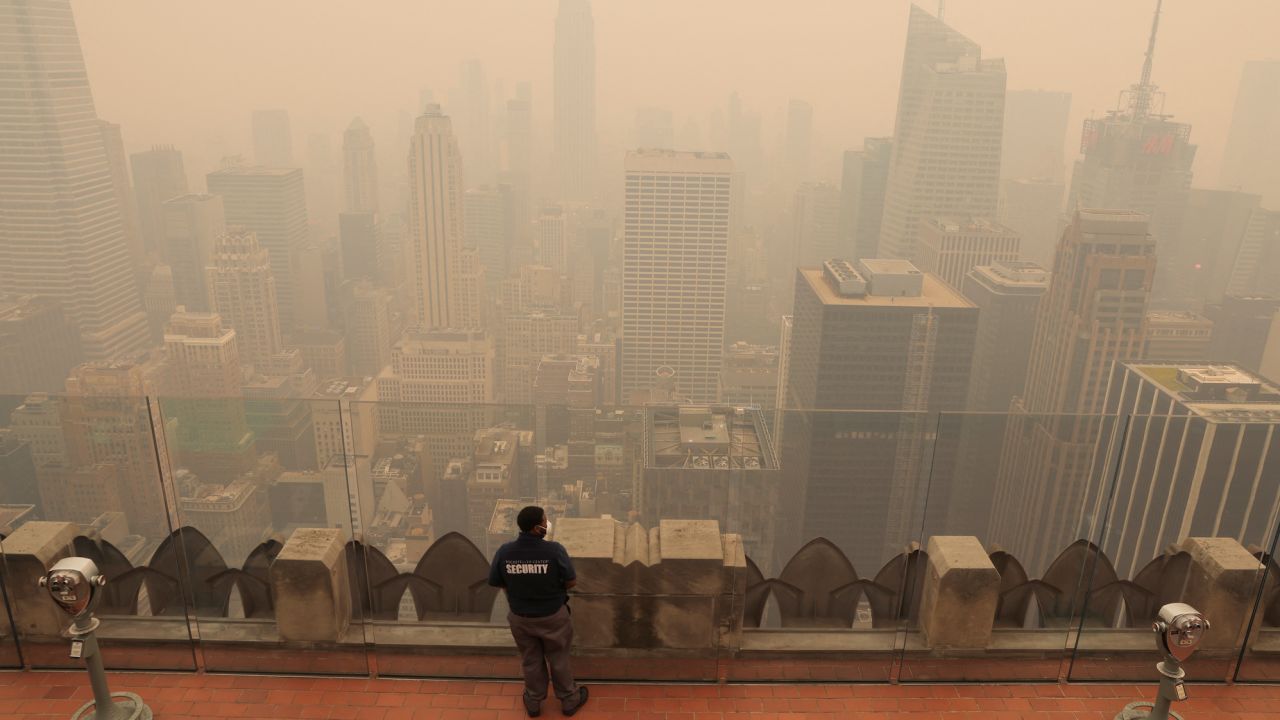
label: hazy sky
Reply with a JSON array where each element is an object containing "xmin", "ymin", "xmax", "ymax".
[{"xmin": 74, "ymin": 0, "xmax": 1280, "ymax": 186}]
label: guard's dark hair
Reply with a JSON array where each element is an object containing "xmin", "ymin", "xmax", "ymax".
[{"xmin": 517, "ymin": 505, "xmax": 545, "ymax": 533}]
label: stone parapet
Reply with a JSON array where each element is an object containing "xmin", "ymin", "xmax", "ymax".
[
  {"xmin": 271, "ymin": 528, "xmax": 351, "ymax": 643},
  {"xmin": 2, "ymin": 521, "xmax": 79, "ymax": 638},
  {"xmin": 921, "ymin": 536, "xmax": 999, "ymax": 650},
  {"xmin": 1179, "ymin": 537, "xmax": 1265, "ymax": 650}
]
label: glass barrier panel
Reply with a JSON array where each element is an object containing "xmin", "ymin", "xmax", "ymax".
[
  {"xmin": 1223, "ymin": 415, "xmax": 1280, "ymax": 676},
  {"xmin": 354, "ymin": 401, "xmax": 729, "ymax": 682},
  {"xmin": 1070, "ymin": 413, "xmax": 1279, "ymax": 683},
  {"xmin": 900, "ymin": 411, "xmax": 1127, "ymax": 682},
  {"xmin": 719, "ymin": 408, "xmax": 931, "ymax": 683},
  {"xmin": 0, "ymin": 393, "xmax": 194, "ymax": 670},
  {"xmin": 0, "ymin": 535, "xmax": 22, "ymax": 669},
  {"xmin": 154, "ymin": 394, "xmax": 368, "ymax": 675}
]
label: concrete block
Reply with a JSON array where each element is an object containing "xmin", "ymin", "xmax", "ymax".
[
  {"xmin": 2, "ymin": 522, "xmax": 79, "ymax": 638},
  {"xmin": 920, "ymin": 536, "xmax": 999, "ymax": 650},
  {"xmin": 271, "ymin": 528, "xmax": 350, "ymax": 643},
  {"xmin": 1179, "ymin": 537, "xmax": 1264, "ymax": 650}
]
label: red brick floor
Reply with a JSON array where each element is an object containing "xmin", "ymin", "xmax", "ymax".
[{"xmin": 2, "ymin": 671, "xmax": 1280, "ymax": 719}]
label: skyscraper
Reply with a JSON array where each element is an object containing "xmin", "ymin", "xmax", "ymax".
[
  {"xmin": 206, "ymin": 228, "xmax": 284, "ymax": 370},
  {"xmin": 342, "ymin": 281, "xmax": 394, "ymax": 377},
  {"xmin": 251, "ymin": 109, "xmax": 294, "ymax": 167},
  {"xmin": 131, "ymin": 145, "xmax": 189, "ymax": 255},
  {"xmin": 162, "ymin": 193, "xmax": 226, "ymax": 312},
  {"xmin": 99, "ymin": 121, "xmax": 144, "ymax": 272},
  {"xmin": 914, "ymin": 217, "xmax": 1020, "ymax": 291},
  {"xmin": 1097, "ymin": 362, "xmax": 1280, "ymax": 578},
  {"xmin": 206, "ymin": 167, "xmax": 310, "ymax": 326},
  {"xmin": 407, "ymin": 107, "xmax": 474, "ymax": 330},
  {"xmin": 553, "ymin": 0, "xmax": 597, "ymax": 201},
  {"xmin": 1221, "ymin": 60, "xmax": 1280, "ymax": 207},
  {"xmin": 536, "ymin": 205, "xmax": 568, "ymax": 274},
  {"xmin": 783, "ymin": 99, "xmax": 813, "ymax": 191},
  {"xmin": 0, "ymin": 0, "xmax": 149, "ymax": 361},
  {"xmin": 1068, "ymin": 3, "xmax": 1195, "ymax": 303},
  {"xmin": 998, "ymin": 178, "xmax": 1064, "ymax": 266},
  {"xmin": 879, "ymin": 7, "xmax": 1005, "ymax": 260},
  {"xmin": 1001, "ymin": 90, "xmax": 1072, "ymax": 182},
  {"xmin": 464, "ymin": 185, "xmax": 511, "ymax": 290},
  {"xmin": 839, "ymin": 138, "xmax": 893, "ymax": 260},
  {"xmin": 779, "ymin": 259, "xmax": 977, "ymax": 569},
  {"xmin": 622, "ymin": 150, "xmax": 732, "ymax": 404},
  {"xmin": 342, "ymin": 117, "xmax": 379, "ymax": 214},
  {"xmin": 961, "ymin": 260, "xmax": 1048, "ymax": 413},
  {"xmin": 792, "ymin": 182, "xmax": 844, "ymax": 267},
  {"xmin": 990, "ymin": 210, "xmax": 1155, "ymax": 573}
]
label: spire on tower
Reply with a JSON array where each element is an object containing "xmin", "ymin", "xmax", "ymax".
[{"xmin": 1130, "ymin": 0, "xmax": 1163, "ymax": 117}]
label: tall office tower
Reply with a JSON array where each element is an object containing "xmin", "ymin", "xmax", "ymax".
[
  {"xmin": 1206, "ymin": 295, "xmax": 1280, "ymax": 373},
  {"xmin": 309, "ymin": 376, "xmax": 377, "ymax": 469},
  {"xmin": 162, "ymin": 311, "xmax": 256, "ymax": 479},
  {"xmin": 342, "ymin": 281, "xmax": 394, "ymax": 377},
  {"xmin": 294, "ymin": 242, "xmax": 330, "ymax": 330},
  {"xmin": 464, "ymin": 427, "xmax": 522, "ymax": 538},
  {"xmin": 783, "ymin": 99, "xmax": 813, "ymax": 190},
  {"xmin": 9, "ymin": 393, "xmax": 68, "ymax": 468},
  {"xmin": 1221, "ymin": 60, "xmax": 1280, "ymax": 206},
  {"xmin": 779, "ymin": 259, "xmax": 977, "ymax": 570},
  {"xmin": 1097, "ymin": 363, "xmax": 1280, "ymax": 578},
  {"xmin": 622, "ymin": 150, "xmax": 732, "ymax": 404},
  {"xmin": 0, "ymin": 0, "xmax": 150, "ymax": 361},
  {"xmin": 464, "ymin": 186, "xmax": 510, "ymax": 289},
  {"xmin": 251, "ymin": 109, "xmax": 294, "ymax": 167},
  {"xmin": 553, "ymin": 0, "xmax": 597, "ymax": 201},
  {"xmin": 162, "ymin": 194, "xmax": 225, "ymax": 311},
  {"xmin": 503, "ymin": 85, "xmax": 533, "ymax": 240},
  {"xmin": 990, "ymin": 210, "xmax": 1154, "ymax": 573},
  {"xmin": 536, "ymin": 205, "xmax": 569, "ymax": 273},
  {"xmin": 501, "ymin": 312, "xmax": 579, "ymax": 404},
  {"xmin": 633, "ymin": 107, "xmax": 675, "ymax": 149},
  {"xmin": 206, "ymin": 229, "xmax": 284, "ymax": 370},
  {"xmin": 339, "ymin": 212, "xmax": 382, "ymax": 282},
  {"xmin": 143, "ymin": 265, "xmax": 178, "ymax": 339},
  {"xmin": 1144, "ymin": 310, "xmax": 1213, "ymax": 360},
  {"xmin": 64, "ymin": 356, "xmax": 175, "ymax": 538},
  {"xmin": 407, "ymin": 107, "xmax": 472, "ymax": 330},
  {"xmin": 915, "ymin": 217, "xmax": 1020, "ymax": 291},
  {"xmin": 455, "ymin": 59, "xmax": 493, "ymax": 185},
  {"xmin": 998, "ymin": 178, "xmax": 1064, "ymax": 266},
  {"xmin": 641, "ymin": 405, "xmax": 781, "ymax": 568},
  {"xmin": 1175, "ymin": 188, "xmax": 1263, "ymax": 306},
  {"xmin": 131, "ymin": 145, "xmax": 188, "ymax": 255},
  {"xmin": 206, "ymin": 167, "xmax": 309, "ymax": 326},
  {"xmin": 1001, "ymin": 90, "xmax": 1072, "ymax": 182},
  {"xmin": 292, "ymin": 329, "xmax": 347, "ymax": 379},
  {"xmin": 1068, "ymin": 5, "xmax": 1195, "ymax": 304},
  {"xmin": 879, "ymin": 7, "xmax": 1005, "ymax": 260},
  {"xmin": 839, "ymin": 138, "xmax": 893, "ymax": 260},
  {"xmin": 962, "ymin": 261, "xmax": 1048, "ymax": 412},
  {"xmin": 0, "ymin": 296, "xmax": 81, "ymax": 397},
  {"xmin": 792, "ymin": 182, "xmax": 843, "ymax": 267},
  {"xmin": 98, "ymin": 121, "xmax": 143, "ymax": 271},
  {"xmin": 1225, "ymin": 208, "xmax": 1280, "ymax": 300},
  {"xmin": 375, "ymin": 329, "xmax": 496, "ymax": 505},
  {"xmin": 342, "ymin": 117, "xmax": 379, "ymax": 214}
]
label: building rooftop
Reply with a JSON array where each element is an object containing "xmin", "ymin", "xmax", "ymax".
[
  {"xmin": 971, "ymin": 260, "xmax": 1048, "ymax": 288},
  {"xmin": 625, "ymin": 148, "xmax": 734, "ymax": 172},
  {"xmin": 645, "ymin": 405, "xmax": 776, "ymax": 471},
  {"xmin": 801, "ymin": 266, "xmax": 972, "ymax": 309},
  {"xmin": 923, "ymin": 217, "xmax": 1019, "ymax": 236},
  {"xmin": 312, "ymin": 376, "xmax": 376, "ymax": 400},
  {"xmin": 1128, "ymin": 362, "xmax": 1280, "ymax": 421},
  {"xmin": 207, "ymin": 166, "xmax": 301, "ymax": 178},
  {"xmin": 1146, "ymin": 310, "xmax": 1212, "ymax": 325}
]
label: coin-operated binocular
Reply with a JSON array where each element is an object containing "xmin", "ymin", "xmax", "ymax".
[
  {"xmin": 38, "ymin": 558, "xmax": 151, "ymax": 720},
  {"xmin": 1115, "ymin": 603, "xmax": 1210, "ymax": 720}
]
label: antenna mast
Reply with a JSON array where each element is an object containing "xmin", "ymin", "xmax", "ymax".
[
  {"xmin": 1132, "ymin": 0, "xmax": 1163, "ymax": 117},
  {"xmin": 938, "ymin": 0, "xmax": 946, "ymax": 21}
]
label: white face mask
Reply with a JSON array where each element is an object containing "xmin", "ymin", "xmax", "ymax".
[{"xmin": 541, "ymin": 521, "xmax": 552, "ymax": 536}]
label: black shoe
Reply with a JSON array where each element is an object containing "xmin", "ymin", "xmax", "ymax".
[
  {"xmin": 563, "ymin": 686, "xmax": 588, "ymax": 716},
  {"xmin": 524, "ymin": 701, "xmax": 541, "ymax": 718}
]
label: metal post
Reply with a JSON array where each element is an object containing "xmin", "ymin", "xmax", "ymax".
[
  {"xmin": 65, "ymin": 613, "xmax": 151, "ymax": 719},
  {"xmin": 1114, "ymin": 659, "xmax": 1185, "ymax": 720}
]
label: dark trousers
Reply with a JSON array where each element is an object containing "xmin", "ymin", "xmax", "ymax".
[{"xmin": 507, "ymin": 605, "xmax": 580, "ymax": 710}]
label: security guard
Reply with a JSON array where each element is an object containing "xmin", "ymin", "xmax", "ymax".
[{"xmin": 488, "ymin": 506, "xmax": 588, "ymax": 717}]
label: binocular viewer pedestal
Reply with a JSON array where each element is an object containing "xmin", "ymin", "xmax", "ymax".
[
  {"xmin": 1114, "ymin": 603, "xmax": 1209, "ymax": 720},
  {"xmin": 38, "ymin": 557, "xmax": 153, "ymax": 720}
]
